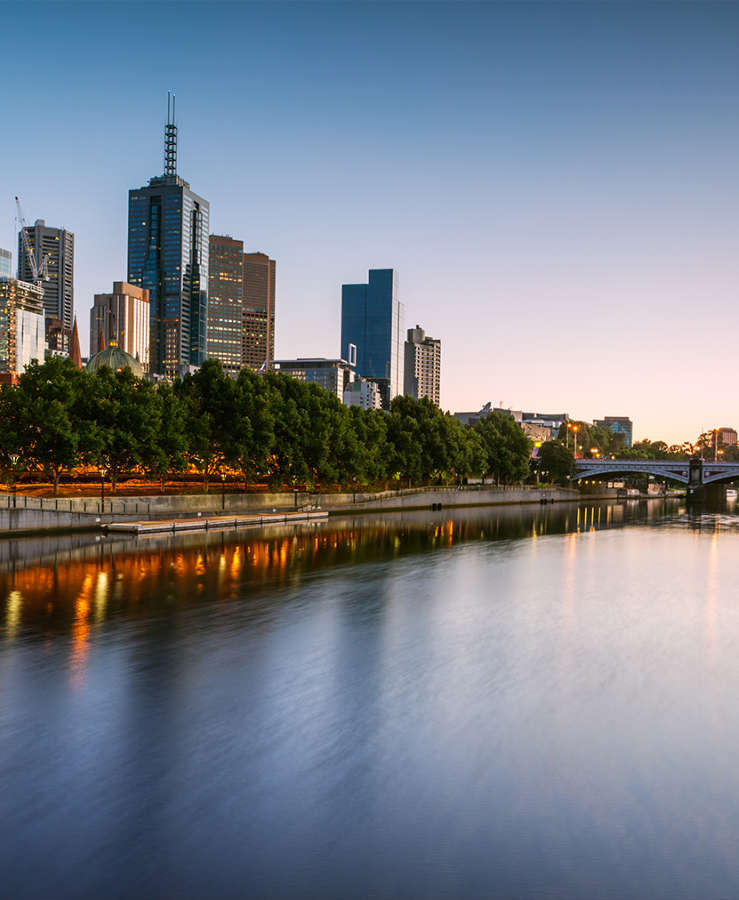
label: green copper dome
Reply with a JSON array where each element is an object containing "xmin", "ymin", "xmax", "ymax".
[{"xmin": 87, "ymin": 345, "xmax": 145, "ymax": 377}]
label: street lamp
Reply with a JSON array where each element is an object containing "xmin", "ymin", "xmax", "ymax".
[
  {"xmin": 220, "ymin": 472, "xmax": 226, "ymax": 511},
  {"xmin": 100, "ymin": 465, "xmax": 108, "ymax": 506},
  {"xmin": 9, "ymin": 453, "xmax": 19, "ymax": 509},
  {"xmin": 714, "ymin": 428, "xmax": 719, "ymax": 462}
]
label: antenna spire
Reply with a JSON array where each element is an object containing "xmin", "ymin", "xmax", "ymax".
[{"xmin": 164, "ymin": 90, "xmax": 177, "ymax": 176}]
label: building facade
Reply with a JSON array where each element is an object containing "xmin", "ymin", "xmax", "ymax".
[
  {"xmin": 243, "ymin": 252, "xmax": 275, "ymax": 371},
  {"xmin": 343, "ymin": 377, "xmax": 383, "ymax": 410},
  {"xmin": 272, "ymin": 358, "xmax": 354, "ymax": 400},
  {"xmin": 0, "ymin": 278, "xmax": 45, "ymax": 378},
  {"xmin": 90, "ymin": 282, "xmax": 150, "ymax": 370},
  {"xmin": 404, "ymin": 324, "xmax": 441, "ymax": 405},
  {"xmin": 206, "ymin": 236, "xmax": 244, "ymax": 376},
  {"xmin": 717, "ymin": 427, "xmax": 738, "ymax": 448},
  {"xmin": 341, "ymin": 268, "xmax": 404, "ymax": 409},
  {"xmin": 0, "ymin": 249, "xmax": 11, "ymax": 279},
  {"xmin": 594, "ymin": 416, "xmax": 633, "ymax": 448},
  {"xmin": 45, "ymin": 319, "xmax": 71, "ymax": 359},
  {"xmin": 17, "ymin": 220, "xmax": 74, "ymax": 334},
  {"xmin": 127, "ymin": 101, "xmax": 209, "ymax": 377}
]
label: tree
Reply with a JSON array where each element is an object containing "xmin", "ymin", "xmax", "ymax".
[
  {"xmin": 538, "ymin": 440, "xmax": 576, "ymax": 484},
  {"xmin": 141, "ymin": 383, "xmax": 188, "ymax": 492},
  {"xmin": 83, "ymin": 367, "xmax": 163, "ymax": 493},
  {"xmin": 475, "ymin": 412, "xmax": 532, "ymax": 483},
  {"xmin": 16, "ymin": 358, "xmax": 85, "ymax": 495},
  {"xmin": 177, "ymin": 360, "xmax": 235, "ymax": 491},
  {"xmin": 228, "ymin": 369, "xmax": 275, "ymax": 489}
]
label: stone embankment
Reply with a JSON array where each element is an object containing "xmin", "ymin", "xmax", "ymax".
[{"xmin": 0, "ymin": 484, "xmax": 620, "ymax": 535}]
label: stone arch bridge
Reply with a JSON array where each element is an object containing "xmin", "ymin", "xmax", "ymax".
[{"xmin": 574, "ymin": 458, "xmax": 739, "ymax": 487}]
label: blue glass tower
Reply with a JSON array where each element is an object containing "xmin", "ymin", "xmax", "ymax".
[
  {"xmin": 127, "ymin": 94, "xmax": 209, "ymax": 377},
  {"xmin": 341, "ymin": 268, "xmax": 404, "ymax": 409}
]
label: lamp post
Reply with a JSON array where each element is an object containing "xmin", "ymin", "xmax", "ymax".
[
  {"xmin": 714, "ymin": 428, "xmax": 719, "ymax": 463},
  {"xmin": 100, "ymin": 465, "xmax": 108, "ymax": 507},
  {"xmin": 9, "ymin": 453, "xmax": 19, "ymax": 509},
  {"xmin": 221, "ymin": 472, "xmax": 226, "ymax": 511}
]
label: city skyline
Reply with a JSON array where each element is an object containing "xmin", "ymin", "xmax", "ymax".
[{"xmin": 5, "ymin": 2, "xmax": 739, "ymax": 442}]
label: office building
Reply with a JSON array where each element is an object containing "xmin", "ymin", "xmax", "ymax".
[
  {"xmin": 0, "ymin": 277, "xmax": 46, "ymax": 379},
  {"xmin": 46, "ymin": 319, "xmax": 71, "ymax": 359},
  {"xmin": 90, "ymin": 282, "xmax": 150, "ymax": 370},
  {"xmin": 243, "ymin": 252, "xmax": 275, "ymax": 371},
  {"xmin": 207, "ymin": 236, "xmax": 244, "ymax": 376},
  {"xmin": 272, "ymin": 358, "xmax": 354, "ymax": 400},
  {"xmin": 717, "ymin": 427, "xmax": 737, "ymax": 448},
  {"xmin": 343, "ymin": 377, "xmax": 383, "ymax": 410},
  {"xmin": 594, "ymin": 416, "xmax": 633, "ymax": 448},
  {"xmin": 17, "ymin": 220, "xmax": 74, "ymax": 334},
  {"xmin": 0, "ymin": 249, "xmax": 11, "ymax": 279},
  {"xmin": 404, "ymin": 325, "xmax": 441, "ymax": 405},
  {"xmin": 341, "ymin": 268, "xmax": 404, "ymax": 409},
  {"xmin": 127, "ymin": 94, "xmax": 209, "ymax": 377}
]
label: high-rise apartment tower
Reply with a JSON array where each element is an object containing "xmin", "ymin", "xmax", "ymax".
[
  {"xmin": 341, "ymin": 268, "xmax": 404, "ymax": 409},
  {"xmin": 243, "ymin": 252, "xmax": 275, "ymax": 371},
  {"xmin": 404, "ymin": 325, "xmax": 441, "ymax": 406},
  {"xmin": 17, "ymin": 221, "xmax": 74, "ymax": 332},
  {"xmin": 127, "ymin": 93, "xmax": 209, "ymax": 377},
  {"xmin": 207, "ymin": 235, "xmax": 244, "ymax": 376}
]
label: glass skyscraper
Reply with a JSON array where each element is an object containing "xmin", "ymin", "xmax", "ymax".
[
  {"xmin": 127, "ymin": 98, "xmax": 209, "ymax": 377},
  {"xmin": 341, "ymin": 268, "xmax": 404, "ymax": 409}
]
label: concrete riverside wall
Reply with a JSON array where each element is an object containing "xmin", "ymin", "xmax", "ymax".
[{"xmin": 0, "ymin": 485, "xmax": 615, "ymax": 533}]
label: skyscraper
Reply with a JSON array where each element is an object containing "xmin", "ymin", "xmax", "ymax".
[
  {"xmin": 127, "ymin": 94, "xmax": 209, "ymax": 377},
  {"xmin": 0, "ymin": 249, "xmax": 11, "ymax": 279},
  {"xmin": 17, "ymin": 220, "xmax": 74, "ymax": 332},
  {"xmin": 243, "ymin": 252, "xmax": 275, "ymax": 371},
  {"xmin": 404, "ymin": 325, "xmax": 441, "ymax": 406},
  {"xmin": 341, "ymin": 268, "xmax": 404, "ymax": 409},
  {"xmin": 207, "ymin": 235, "xmax": 244, "ymax": 376}
]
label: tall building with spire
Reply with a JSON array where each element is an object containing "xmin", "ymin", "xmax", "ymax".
[{"xmin": 126, "ymin": 93, "xmax": 209, "ymax": 377}]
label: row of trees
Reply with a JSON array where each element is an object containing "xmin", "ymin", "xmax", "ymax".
[{"xmin": 0, "ymin": 358, "xmax": 534, "ymax": 495}]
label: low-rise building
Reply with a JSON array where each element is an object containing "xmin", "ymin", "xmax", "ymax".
[
  {"xmin": 272, "ymin": 358, "xmax": 355, "ymax": 400},
  {"xmin": 717, "ymin": 427, "xmax": 737, "ymax": 448},
  {"xmin": 594, "ymin": 416, "xmax": 633, "ymax": 448},
  {"xmin": 0, "ymin": 277, "xmax": 45, "ymax": 379},
  {"xmin": 344, "ymin": 377, "xmax": 383, "ymax": 410}
]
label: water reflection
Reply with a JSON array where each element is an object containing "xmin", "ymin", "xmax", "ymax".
[
  {"xmin": 5, "ymin": 497, "xmax": 739, "ymax": 899},
  {"xmin": 0, "ymin": 500, "xmax": 682, "ymax": 648}
]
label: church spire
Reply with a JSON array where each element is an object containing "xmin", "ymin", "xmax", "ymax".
[{"xmin": 70, "ymin": 318, "xmax": 82, "ymax": 370}]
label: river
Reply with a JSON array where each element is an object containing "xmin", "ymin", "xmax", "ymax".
[{"xmin": 3, "ymin": 499, "xmax": 739, "ymax": 899}]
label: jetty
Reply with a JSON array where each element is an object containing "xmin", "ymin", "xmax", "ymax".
[{"xmin": 105, "ymin": 510, "xmax": 328, "ymax": 536}]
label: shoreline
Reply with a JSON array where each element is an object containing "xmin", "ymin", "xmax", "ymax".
[{"xmin": 0, "ymin": 487, "xmax": 686, "ymax": 537}]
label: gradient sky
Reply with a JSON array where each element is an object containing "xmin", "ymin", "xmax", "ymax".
[{"xmin": 4, "ymin": 1, "xmax": 739, "ymax": 444}]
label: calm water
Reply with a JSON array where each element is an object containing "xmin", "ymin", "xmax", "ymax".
[{"xmin": 3, "ymin": 500, "xmax": 739, "ymax": 899}]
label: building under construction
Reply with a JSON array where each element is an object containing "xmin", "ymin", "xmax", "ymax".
[{"xmin": 0, "ymin": 277, "xmax": 46, "ymax": 382}]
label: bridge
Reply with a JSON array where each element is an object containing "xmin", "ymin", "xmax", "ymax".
[{"xmin": 574, "ymin": 458, "xmax": 739, "ymax": 486}]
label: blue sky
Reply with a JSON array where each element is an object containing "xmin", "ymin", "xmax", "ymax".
[{"xmin": 4, "ymin": 1, "xmax": 739, "ymax": 442}]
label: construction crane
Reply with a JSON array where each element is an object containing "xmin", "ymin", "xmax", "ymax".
[{"xmin": 14, "ymin": 196, "xmax": 48, "ymax": 285}]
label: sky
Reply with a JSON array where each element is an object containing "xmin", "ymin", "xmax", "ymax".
[{"xmin": 4, "ymin": 1, "xmax": 739, "ymax": 444}]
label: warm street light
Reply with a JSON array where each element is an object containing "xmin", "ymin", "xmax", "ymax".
[
  {"xmin": 221, "ymin": 472, "xmax": 227, "ymax": 510},
  {"xmin": 9, "ymin": 453, "xmax": 19, "ymax": 509},
  {"xmin": 100, "ymin": 465, "xmax": 108, "ymax": 505}
]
